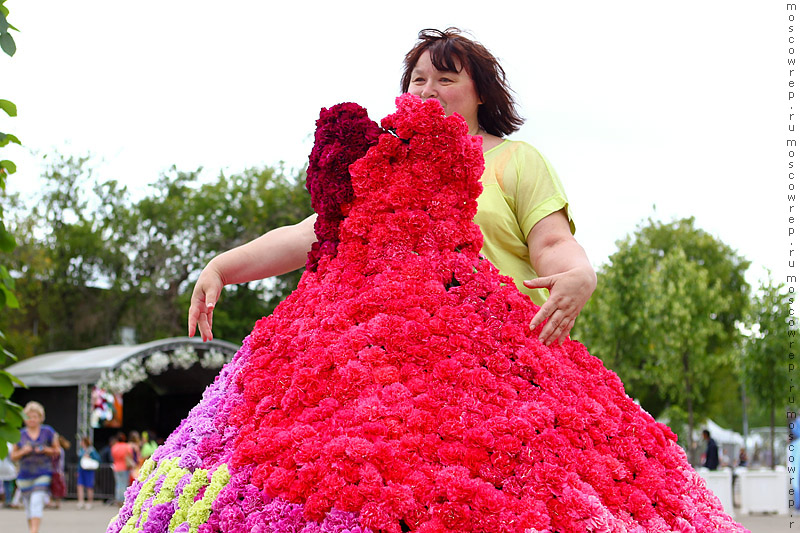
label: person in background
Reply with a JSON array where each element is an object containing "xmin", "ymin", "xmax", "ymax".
[
  {"xmin": 140, "ymin": 430, "xmax": 158, "ymax": 460},
  {"xmin": 98, "ymin": 434, "xmax": 117, "ymax": 506},
  {"xmin": 0, "ymin": 441, "xmax": 18, "ymax": 508},
  {"xmin": 702, "ymin": 429, "xmax": 719, "ymax": 470},
  {"xmin": 791, "ymin": 418, "xmax": 800, "ymax": 509},
  {"xmin": 10, "ymin": 401, "xmax": 61, "ymax": 533},
  {"xmin": 46, "ymin": 435, "xmax": 69, "ymax": 509},
  {"xmin": 127, "ymin": 430, "xmax": 142, "ymax": 482},
  {"xmin": 99, "ymin": 434, "xmax": 116, "ymax": 464},
  {"xmin": 76, "ymin": 436, "xmax": 101, "ymax": 509},
  {"xmin": 110, "ymin": 432, "xmax": 133, "ymax": 506}
]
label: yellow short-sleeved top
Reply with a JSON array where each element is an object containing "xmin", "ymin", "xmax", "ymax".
[{"xmin": 474, "ymin": 140, "xmax": 575, "ymax": 305}]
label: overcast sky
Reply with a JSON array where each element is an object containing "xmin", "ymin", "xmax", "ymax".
[{"xmin": 1, "ymin": 1, "xmax": 786, "ymax": 291}]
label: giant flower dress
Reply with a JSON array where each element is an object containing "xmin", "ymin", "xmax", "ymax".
[{"xmin": 107, "ymin": 95, "xmax": 748, "ymax": 533}]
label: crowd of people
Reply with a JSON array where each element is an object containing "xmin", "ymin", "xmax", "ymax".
[
  {"xmin": 0, "ymin": 401, "xmax": 159, "ymax": 533},
  {"xmin": 100, "ymin": 429, "xmax": 158, "ymax": 506}
]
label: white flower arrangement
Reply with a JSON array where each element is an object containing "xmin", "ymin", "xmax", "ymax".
[
  {"xmin": 200, "ymin": 348, "xmax": 227, "ymax": 369},
  {"xmin": 95, "ymin": 344, "xmax": 231, "ymax": 395},
  {"xmin": 145, "ymin": 351, "xmax": 171, "ymax": 375},
  {"xmin": 172, "ymin": 345, "xmax": 199, "ymax": 370},
  {"xmin": 97, "ymin": 367, "xmax": 137, "ymax": 395}
]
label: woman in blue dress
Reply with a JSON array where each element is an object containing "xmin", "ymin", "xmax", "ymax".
[{"xmin": 10, "ymin": 401, "xmax": 61, "ymax": 533}]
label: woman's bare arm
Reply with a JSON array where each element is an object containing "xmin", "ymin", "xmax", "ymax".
[{"xmin": 188, "ymin": 214, "xmax": 318, "ymax": 341}]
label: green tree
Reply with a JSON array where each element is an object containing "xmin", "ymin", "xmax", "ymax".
[
  {"xmin": 573, "ymin": 217, "xmax": 751, "ymax": 453},
  {"xmin": 0, "ymin": 202, "xmax": 49, "ymax": 359},
  {"xmin": 2, "ymin": 157, "xmax": 314, "ymax": 353},
  {"xmin": 742, "ymin": 276, "xmax": 793, "ymax": 468},
  {"xmin": 3, "ymin": 154, "xmax": 135, "ymax": 352},
  {"xmin": 637, "ymin": 218, "xmax": 750, "ymax": 354},
  {"xmin": 644, "ymin": 247, "xmax": 729, "ymax": 457},
  {"xmin": 0, "ymin": 0, "xmax": 23, "ymax": 458},
  {"xmin": 123, "ymin": 165, "xmax": 312, "ymax": 341},
  {"xmin": 570, "ymin": 236, "xmax": 662, "ymax": 413}
]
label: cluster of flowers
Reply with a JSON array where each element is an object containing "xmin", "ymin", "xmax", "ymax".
[
  {"xmin": 97, "ymin": 358, "xmax": 148, "ymax": 395},
  {"xmin": 199, "ymin": 349, "xmax": 229, "ymax": 369},
  {"xmin": 90, "ymin": 387, "xmax": 118, "ymax": 428},
  {"xmin": 97, "ymin": 346, "xmax": 230, "ymax": 395},
  {"xmin": 108, "ymin": 95, "xmax": 747, "ymax": 533},
  {"xmin": 305, "ymin": 102, "xmax": 381, "ymax": 271},
  {"xmin": 108, "ymin": 458, "xmax": 230, "ymax": 533}
]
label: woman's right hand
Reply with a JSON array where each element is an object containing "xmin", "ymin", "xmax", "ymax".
[
  {"xmin": 188, "ymin": 263, "xmax": 225, "ymax": 342},
  {"xmin": 186, "ymin": 216, "xmax": 318, "ymax": 342}
]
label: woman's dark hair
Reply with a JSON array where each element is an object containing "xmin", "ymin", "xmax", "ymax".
[{"xmin": 401, "ymin": 28, "xmax": 524, "ymax": 137}]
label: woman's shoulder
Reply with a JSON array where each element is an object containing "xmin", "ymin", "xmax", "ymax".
[
  {"xmin": 485, "ymin": 138, "xmax": 545, "ymax": 158},
  {"xmin": 505, "ymin": 139, "xmax": 547, "ymax": 157},
  {"xmin": 484, "ymin": 139, "xmax": 553, "ymax": 174}
]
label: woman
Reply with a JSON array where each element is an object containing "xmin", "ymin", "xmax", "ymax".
[
  {"xmin": 10, "ymin": 401, "xmax": 60, "ymax": 533},
  {"xmin": 188, "ymin": 28, "xmax": 595, "ymax": 347},
  {"xmin": 45, "ymin": 435, "xmax": 69, "ymax": 509},
  {"xmin": 76, "ymin": 436, "xmax": 101, "ymax": 509},
  {"xmin": 140, "ymin": 430, "xmax": 158, "ymax": 460},
  {"xmin": 127, "ymin": 430, "xmax": 142, "ymax": 482},
  {"xmin": 108, "ymin": 30, "xmax": 747, "ymax": 533},
  {"xmin": 110, "ymin": 432, "xmax": 133, "ymax": 506},
  {"xmin": 0, "ymin": 441, "xmax": 18, "ymax": 508}
]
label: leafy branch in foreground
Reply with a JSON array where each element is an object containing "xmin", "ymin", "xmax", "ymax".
[{"xmin": 0, "ymin": 0, "xmax": 24, "ymax": 458}]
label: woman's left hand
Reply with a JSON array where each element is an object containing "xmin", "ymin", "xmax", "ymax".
[
  {"xmin": 524, "ymin": 266, "xmax": 595, "ymax": 345},
  {"xmin": 525, "ymin": 210, "xmax": 597, "ymax": 346}
]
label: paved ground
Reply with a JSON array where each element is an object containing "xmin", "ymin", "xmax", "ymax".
[
  {"xmin": 0, "ymin": 501, "xmax": 797, "ymax": 532},
  {"xmin": 736, "ymin": 512, "xmax": 799, "ymax": 532}
]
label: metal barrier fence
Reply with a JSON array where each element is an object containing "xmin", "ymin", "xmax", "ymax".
[{"xmin": 63, "ymin": 462, "xmax": 116, "ymax": 500}]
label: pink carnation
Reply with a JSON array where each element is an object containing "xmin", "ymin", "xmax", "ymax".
[{"xmin": 110, "ymin": 95, "xmax": 748, "ymax": 533}]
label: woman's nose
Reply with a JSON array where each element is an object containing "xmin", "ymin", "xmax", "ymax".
[{"xmin": 420, "ymin": 82, "xmax": 437, "ymax": 100}]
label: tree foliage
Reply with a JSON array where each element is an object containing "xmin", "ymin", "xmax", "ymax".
[
  {"xmin": 127, "ymin": 165, "xmax": 312, "ymax": 338},
  {"xmin": 742, "ymin": 277, "xmax": 793, "ymax": 468},
  {"xmin": 643, "ymin": 247, "xmax": 730, "ymax": 455},
  {"xmin": 1, "ymin": 154, "xmax": 313, "ymax": 356},
  {"xmin": 0, "ymin": 0, "xmax": 23, "ymax": 458},
  {"xmin": 572, "ymin": 217, "xmax": 750, "ymax": 454},
  {"xmin": 0, "ymin": 0, "xmax": 17, "ymax": 57}
]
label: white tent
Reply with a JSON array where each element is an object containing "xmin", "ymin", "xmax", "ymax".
[
  {"xmin": 6, "ymin": 336, "xmax": 238, "ymax": 387},
  {"xmin": 702, "ymin": 419, "xmax": 745, "ymax": 447},
  {"xmin": 6, "ymin": 337, "xmax": 239, "ymax": 440}
]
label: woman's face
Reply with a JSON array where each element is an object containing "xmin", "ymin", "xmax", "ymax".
[
  {"xmin": 408, "ymin": 51, "xmax": 482, "ymax": 133},
  {"xmin": 24, "ymin": 410, "xmax": 43, "ymax": 429}
]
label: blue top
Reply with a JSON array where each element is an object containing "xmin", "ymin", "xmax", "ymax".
[
  {"xmin": 16, "ymin": 424, "xmax": 56, "ymax": 492},
  {"xmin": 77, "ymin": 445, "xmax": 101, "ymax": 472}
]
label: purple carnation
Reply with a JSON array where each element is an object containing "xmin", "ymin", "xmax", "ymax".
[
  {"xmin": 141, "ymin": 502, "xmax": 176, "ymax": 533},
  {"xmin": 320, "ymin": 509, "xmax": 369, "ymax": 533},
  {"xmin": 178, "ymin": 449, "xmax": 201, "ymax": 470},
  {"xmin": 175, "ymin": 473, "xmax": 193, "ymax": 496},
  {"xmin": 107, "ymin": 479, "xmax": 145, "ymax": 533}
]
